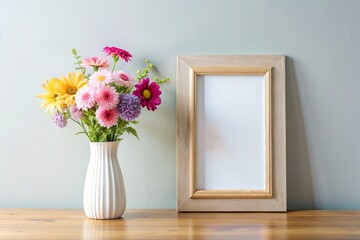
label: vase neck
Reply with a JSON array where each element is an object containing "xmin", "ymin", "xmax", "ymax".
[
  {"xmin": 89, "ymin": 141, "xmax": 119, "ymax": 148},
  {"xmin": 89, "ymin": 142, "xmax": 119, "ymax": 162}
]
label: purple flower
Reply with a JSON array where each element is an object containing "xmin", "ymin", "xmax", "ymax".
[
  {"xmin": 52, "ymin": 111, "xmax": 67, "ymax": 128},
  {"xmin": 117, "ymin": 94, "xmax": 141, "ymax": 121},
  {"xmin": 69, "ymin": 105, "xmax": 83, "ymax": 121}
]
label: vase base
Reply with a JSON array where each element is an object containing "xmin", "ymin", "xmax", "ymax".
[{"xmin": 85, "ymin": 215, "xmax": 124, "ymax": 220}]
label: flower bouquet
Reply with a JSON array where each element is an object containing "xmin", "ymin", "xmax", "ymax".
[
  {"xmin": 37, "ymin": 46, "xmax": 169, "ymax": 219},
  {"xmin": 38, "ymin": 46, "xmax": 169, "ymax": 141}
]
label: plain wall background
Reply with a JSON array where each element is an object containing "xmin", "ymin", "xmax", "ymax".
[{"xmin": 0, "ymin": 0, "xmax": 359, "ymax": 210}]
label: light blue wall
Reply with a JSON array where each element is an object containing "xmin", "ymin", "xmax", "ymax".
[{"xmin": 0, "ymin": 0, "xmax": 359, "ymax": 210}]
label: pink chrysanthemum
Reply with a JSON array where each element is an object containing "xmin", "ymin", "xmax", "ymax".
[
  {"xmin": 133, "ymin": 78, "xmax": 162, "ymax": 111},
  {"xmin": 95, "ymin": 85, "xmax": 119, "ymax": 110},
  {"xmin": 95, "ymin": 108, "xmax": 119, "ymax": 128},
  {"xmin": 89, "ymin": 69, "xmax": 113, "ymax": 87},
  {"xmin": 103, "ymin": 46, "xmax": 132, "ymax": 62},
  {"xmin": 75, "ymin": 86, "xmax": 95, "ymax": 110},
  {"xmin": 113, "ymin": 70, "xmax": 134, "ymax": 87},
  {"xmin": 81, "ymin": 57, "xmax": 109, "ymax": 69}
]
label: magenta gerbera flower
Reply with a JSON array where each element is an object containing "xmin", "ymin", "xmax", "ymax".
[
  {"xmin": 81, "ymin": 57, "xmax": 109, "ymax": 69},
  {"xmin": 103, "ymin": 46, "xmax": 132, "ymax": 62},
  {"xmin": 95, "ymin": 108, "xmax": 119, "ymax": 128},
  {"xmin": 95, "ymin": 85, "xmax": 119, "ymax": 110},
  {"xmin": 133, "ymin": 78, "xmax": 162, "ymax": 111}
]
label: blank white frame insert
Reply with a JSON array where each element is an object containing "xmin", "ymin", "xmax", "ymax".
[{"xmin": 196, "ymin": 75, "xmax": 266, "ymax": 191}]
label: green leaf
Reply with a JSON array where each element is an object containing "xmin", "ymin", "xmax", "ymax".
[{"xmin": 125, "ymin": 127, "xmax": 139, "ymax": 140}]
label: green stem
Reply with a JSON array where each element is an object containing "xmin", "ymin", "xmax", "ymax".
[
  {"xmin": 70, "ymin": 118, "xmax": 89, "ymax": 139},
  {"xmin": 77, "ymin": 59, "xmax": 85, "ymax": 75},
  {"xmin": 72, "ymin": 49, "xmax": 86, "ymax": 75},
  {"xmin": 111, "ymin": 57, "xmax": 119, "ymax": 72},
  {"xmin": 112, "ymin": 126, "xmax": 117, "ymax": 141}
]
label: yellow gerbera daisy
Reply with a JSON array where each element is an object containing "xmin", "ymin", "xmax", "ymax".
[
  {"xmin": 56, "ymin": 72, "xmax": 87, "ymax": 107},
  {"xmin": 37, "ymin": 78, "xmax": 63, "ymax": 114}
]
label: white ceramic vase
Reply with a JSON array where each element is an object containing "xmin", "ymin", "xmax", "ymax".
[{"xmin": 83, "ymin": 142, "xmax": 126, "ymax": 219}]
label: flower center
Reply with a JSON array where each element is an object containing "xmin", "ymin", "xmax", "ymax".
[
  {"xmin": 104, "ymin": 92, "xmax": 110, "ymax": 100},
  {"xmin": 82, "ymin": 92, "xmax": 90, "ymax": 101},
  {"xmin": 98, "ymin": 75, "xmax": 106, "ymax": 82},
  {"xmin": 67, "ymin": 86, "xmax": 77, "ymax": 95},
  {"xmin": 142, "ymin": 89, "xmax": 151, "ymax": 99},
  {"xmin": 103, "ymin": 110, "xmax": 115, "ymax": 121},
  {"xmin": 60, "ymin": 102, "xmax": 67, "ymax": 109},
  {"xmin": 119, "ymin": 73, "xmax": 129, "ymax": 81}
]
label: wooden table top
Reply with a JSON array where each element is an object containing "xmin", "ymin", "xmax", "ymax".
[{"xmin": 0, "ymin": 209, "xmax": 359, "ymax": 239}]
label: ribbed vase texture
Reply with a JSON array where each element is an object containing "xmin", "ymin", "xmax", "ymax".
[{"xmin": 83, "ymin": 142, "xmax": 126, "ymax": 219}]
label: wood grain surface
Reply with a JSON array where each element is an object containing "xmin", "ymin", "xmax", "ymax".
[{"xmin": 0, "ymin": 209, "xmax": 359, "ymax": 239}]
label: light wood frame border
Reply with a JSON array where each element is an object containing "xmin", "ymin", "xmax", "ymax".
[{"xmin": 177, "ymin": 55, "xmax": 286, "ymax": 212}]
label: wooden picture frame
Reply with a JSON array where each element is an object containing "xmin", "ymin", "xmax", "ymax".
[{"xmin": 177, "ymin": 55, "xmax": 286, "ymax": 212}]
